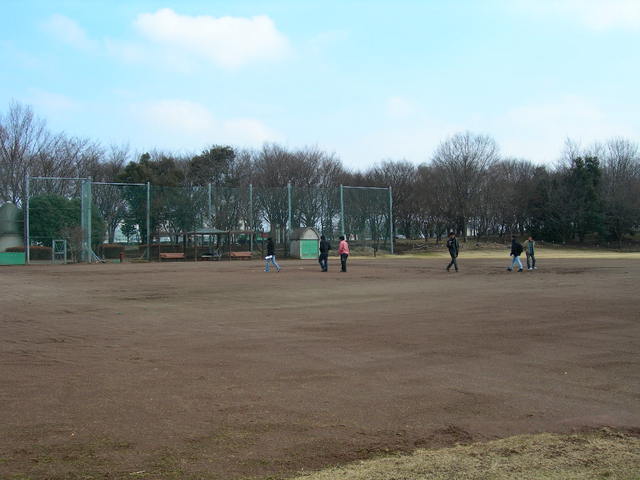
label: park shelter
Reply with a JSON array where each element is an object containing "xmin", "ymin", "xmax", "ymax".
[
  {"xmin": 289, "ymin": 227, "xmax": 320, "ymax": 259},
  {"xmin": 186, "ymin": 228, "xmax": 255, "ymax": 260}
]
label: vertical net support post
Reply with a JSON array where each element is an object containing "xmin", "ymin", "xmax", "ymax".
[
  {"xmin": 80, "ymin": 179, "xmax": 92, "ymax": 262},
  {"xmin": 389, "ymin": 186, "xmax": 394, "ymax": 254},
  {"xmin": 287, "ymin": 182, "xmax": 292, "ymax": 254},
  {"xmin": 249, "ymin": 183, "xmax": 254, "ymax": 252},
  {"xmin": 146, "ymin": 182, "xmax": 151, "ymax": 261},
  {"xmin": 24, "ymin": 175, "xmax": 30, "ymax": 264},
  {"xmin": 339, "ymin": 184, "xmax": 345, "ymax": 236},
  {"xmin": 207, "ymin": 183, "xmax": 213, "ymax": 227}
]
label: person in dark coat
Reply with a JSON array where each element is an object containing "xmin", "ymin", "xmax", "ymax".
[
  {"xmin": 318, "ymin": 235, "xmax": 331, "ymax": 272},
  {"xmin": 446, "ymin": 231, "xmax": 459, "ymax": 272},
  {"xmin": 264, "ymin": 237, "xmax": 281, "ymax": 272},
  {"xmin": 507, "ymin": 236, "xmax": 524, "ymax": 272}
]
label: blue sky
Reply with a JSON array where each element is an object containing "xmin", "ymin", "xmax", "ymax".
[{"xmin": 1, "ymin": 0, "xmax": 639, "ymax": 168}]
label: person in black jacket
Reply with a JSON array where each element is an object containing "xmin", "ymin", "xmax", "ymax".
[
  {"xmin": 264, "ymin": 237, "xmax": 281, "ymax": 272},
  {"xmin": 507, "ymin": 236, "xmax": 524, "ymax": 272},
  {"xmin": 318, "ymin": 235, "xmax": 331, "ymax": 272},
  {"xmin": 446, "ymin": 231, "xmax": 459, "ymax": 272}
]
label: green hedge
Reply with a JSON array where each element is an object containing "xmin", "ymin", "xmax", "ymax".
[
  {"xmin": 6, "ymin": 245, "xmax": 52, "ymax": 260},
  {"xmin": 97, "ymin": 243, "xmax": 125, "ymax": 259}
]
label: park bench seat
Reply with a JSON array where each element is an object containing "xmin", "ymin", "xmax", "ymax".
[
  {"xmin": 200, "ymin": 250, "xmax": 222, "ymax": 261},
  {"xmin": 230, "ymin": 251, "xmax": 252, "ymax": 260},
  {"xmin": 160, "ymin": 252, "xmax": 185, "ymax": 261}
]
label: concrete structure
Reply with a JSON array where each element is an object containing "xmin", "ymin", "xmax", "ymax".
[
  {"xmin": 0, "ymin": 203, "xmax": 25, "ymax": 264},
  {"xmin": 0, "ymin": 203, "xmax": 22, "ymax": 251},
  {"xmin": 289, "ymin": 227, "xmax": 320, "ymax": 259}
]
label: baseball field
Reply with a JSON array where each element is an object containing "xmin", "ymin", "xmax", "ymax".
[{"xmin": 1, "ymin": 253, "xmax": 639, "ymax": 479}]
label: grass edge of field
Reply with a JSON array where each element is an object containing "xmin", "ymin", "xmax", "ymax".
[
  {"xmin": 283, "ymin": 428, "xmax": 640, "ymax": 480},
  {"xmin": 369, "ymin": 249, "xmax": 640, "ymax": 260}
]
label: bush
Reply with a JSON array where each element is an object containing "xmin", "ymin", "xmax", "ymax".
[
  {"xmin": 97, "ymin": 243, "xmax": 125, "ymax": 259},
  {"xmin": 6, "ymin": 245, "xmax": 52, "ymax": 260}
]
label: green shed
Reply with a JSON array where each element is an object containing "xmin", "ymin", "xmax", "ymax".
[{"xmin": 289, "ymin": 227, "xmax": 320, "ymax": 259}]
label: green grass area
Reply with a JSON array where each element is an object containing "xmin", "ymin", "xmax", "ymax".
[{"xmin": 289, "ymin": 429, "xmax": 640, "ymax": 480}]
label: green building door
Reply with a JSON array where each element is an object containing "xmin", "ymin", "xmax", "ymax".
[{"xmin": 300, "ymin": 239, "xmax": 318, "ymax": 259}]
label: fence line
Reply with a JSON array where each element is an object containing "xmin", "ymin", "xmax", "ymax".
[{"xmin": 23, "ymin": 177, "xmax": 394, "ymax": 264}]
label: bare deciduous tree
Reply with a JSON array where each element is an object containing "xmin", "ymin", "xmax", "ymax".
[{"xmin": 431, "ymin": 132, "xmax": 499, "ymax": 239}]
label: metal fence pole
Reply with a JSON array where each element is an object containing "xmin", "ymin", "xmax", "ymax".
[
  {"xmin": 388, "ymin": 186, "xmax": 394, "ymax": 254},
  {"xmin": 146, "ymin": 181, "xmax": 151, "ymax": 261},
  {"xmin": 80, "ymin": 178, "xmax": 92, "ymax": 262},
  {"xmin": 287, "ymin": 182, "xmax": 292, "ymax": 250},
  {"xmin": 340, "ymin": 184, "xmax": 345, "ymax": 236},
  {"xmin": 24, "ymin": 175, "xmax": 30, "ymax": 264},
  {"xmin": 249, "ymin": 183, "xmax": 253, "ymax": 252},
  {"xmin": 207, "ymin": 183, "xmax": 212, "ymax": 226},
  {"xmin": 287, "ymin": 182, "xmax": 292, "ymax": 231}
]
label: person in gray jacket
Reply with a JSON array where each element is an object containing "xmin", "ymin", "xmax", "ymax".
[{"xmin": 523, "ymin": 236, "xmax": 536, "ymax": 270}]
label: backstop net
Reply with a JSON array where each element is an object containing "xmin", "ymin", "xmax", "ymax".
[
  {"xmin": 26, "ymin": 177, "xmax": 148, "ymax": 263},
  {"xmin": 23, "ymin": 178, "xmax": 392, "ymax": 262}
]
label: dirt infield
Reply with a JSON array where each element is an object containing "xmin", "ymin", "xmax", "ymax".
[{"xmin": 1, "ymin": 257, "xmax": 639, "ymax": 479}]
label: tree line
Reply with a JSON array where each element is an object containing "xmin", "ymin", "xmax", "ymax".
[{"xmin": 2, "ymin": 102, "xmax": 639, "ymax": 247}]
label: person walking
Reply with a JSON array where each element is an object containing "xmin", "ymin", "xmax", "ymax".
[
  {"xmin": 446, "ymin": 231, "xmax": 459, "ymax": 272},
  {"xmin": 318, "ymin": 235, "xmax": 331, "ymax": 272},
  {"xmin": 523, "ymin": 235, "xmax": 536, "ymax": 270},
  {"xmin": 507, "ymin": 235, "xmax": 524, "ymax": 272},
  {"xmin": 264, "ymin": 237, "xmax": 281, "ymax": 272},
  {"xmin": 338, "ymin": 235, "xmax": 349, "ymax": 272}
]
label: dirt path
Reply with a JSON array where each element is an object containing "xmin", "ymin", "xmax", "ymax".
[{"xmin": 1, "ymin": 257, "xmax": 639, "ymax": 479}]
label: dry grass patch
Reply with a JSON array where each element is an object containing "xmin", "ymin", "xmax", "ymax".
[
  {"xmin": 392, "ymin": 249, "xmax": 640, "ymax": 260},
  {"xmin": 289, "ymin": 429, "xmax": 640, "ymax": 480}
]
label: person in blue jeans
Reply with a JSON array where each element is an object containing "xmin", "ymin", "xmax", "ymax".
[
  {"xmin": 264, "ymin": 237, "xmax": 280, "ymax": 272},
  {"xmin": 318, "ymin": 235, "xmax": 331, "ymax": 272},
  {"xmin": 507, "ymin": 236, "xmax": 524, "ymax": 272}
]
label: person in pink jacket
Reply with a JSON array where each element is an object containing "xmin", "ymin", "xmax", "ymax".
[{"xmin": 338, "ymin": 235, "xmax": 350, "ymax": 272}]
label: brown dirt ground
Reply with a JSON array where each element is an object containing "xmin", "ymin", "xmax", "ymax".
[{"xmin": 1, "ymin": 257, "xmax": 639, "ymax": 479}]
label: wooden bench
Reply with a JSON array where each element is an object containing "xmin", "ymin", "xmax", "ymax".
[
  {"xmin": 200, "ymin": 250, "xmax": 222, "ymax": 261},
  {"xmin": 229, "ymin": 251, "xmax": 252, "ymax": 260},
  {"xmin": 159, "ymin": 252, "xmax": 185, "ymax": 261}
]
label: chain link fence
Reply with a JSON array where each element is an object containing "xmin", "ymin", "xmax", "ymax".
[{"xmin": 22, "ymin": 177, "xmax": 393, "ymax": 263}]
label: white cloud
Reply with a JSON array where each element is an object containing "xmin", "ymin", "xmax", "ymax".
[
  {"xmin": 513, "ymin": 0, "xmax": 640, "ymax": 30},
  {"xmin": 307, "ymin": 29, "xmax": 349, "ymax": 54},
  {"xmin": 105, "ymin": 37, "xmax": 196, "ymax": 73},
  {"xmin": 28, "ymin": 89, "xmax": 80, "ymax": 114},
  {"xmin": 481, "ymin": 96, "xmax": 635, "ymax": 163},
  {"xmin": 138, "ymin": 99, "xmax": 216, "ymax": 134},
  {"xmin": 133, "ymin": 99, "xmax": 279, "ymax": 149},
  {"xmin": 337, "ymin": 115, "xmax": 459, "ymax": 168},
  {"xmin": 42, "ymin": 14, "xmax": 94, "ymax": 50},
  {"xmin": 132, "ymin": 8, "xmax": 291, "ymax": 69},
  {"xmin": 386, "ymin": 96, "xmax": 415, "ymax": 119},
  {"xmin": 222, "ymin": 118, "xmax": 278, "ymax": 145},
  {"xmin": 104, "ymin": 38, "xmax": 146, "ymax": 64},
  {"xmin": 336, "ymin": 95, "xmax": 638, "ymax": 168}
]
